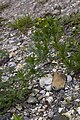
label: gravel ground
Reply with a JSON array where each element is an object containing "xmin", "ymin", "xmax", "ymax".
[{"xmin": 0, "ymin": 0, "xmax": 80, "ymax": 120}]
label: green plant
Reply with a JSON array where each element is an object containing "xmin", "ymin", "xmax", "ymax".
[
  {"xmin": 31, "ymin": 14, "xmax": 80, "ymax": 72},
  {"xmin": 10, "ymin": 15, "xmax": 33, "ymax": 34},
  {"xmin": 0, "ymin": 17, "xmax": 6, "ymax": 27},
  {"xmin": 0, "ymin": 49, "xmax": 8, "ymax": 60},
  {"xmin": 0, "ymin": 68, "xmax": 31, "ymax": 114},
  {"xmin": 31, "ymin": 17, "xmax": 63, "ymax": 63},
  {"xmin": 13, "ymin": 114, "xmax": 22, "ymax": 120},
  {"xmin": 53, "ymin": 13, "xmax": 80, "ymax": 72}
]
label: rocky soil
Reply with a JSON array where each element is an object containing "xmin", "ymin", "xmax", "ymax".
[{"xmin": 0, "ymin": 0, "xmax": 80, "ymax": 120}]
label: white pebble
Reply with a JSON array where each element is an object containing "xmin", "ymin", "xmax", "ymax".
[
  {"xmin": 58, "ymin": 108, "xmax": 63, "ymax": 113},
  {"xmin": 67, "ymin": 75, "xmax": 72, "ymax": 81},
  {"xmin": 77, "ymin": 107, "xmax": 80, "ymax": 114},
  {"xmin": 45, "ymin": 85, "xmax": 52, "ymax": 91}
]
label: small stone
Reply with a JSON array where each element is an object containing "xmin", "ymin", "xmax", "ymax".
[
  {"xmin": 52, "ymin": 71, "xmax": 66, "ymax": 90},
  {"xmin": 2, "ymin": 76, "xmax": 9, "ymax": 81},
  {"xmin": 39, "ymin": 77, "xmax": 45, "ymax": 88},
  {"xmin": 45, "ymin": 92, "xmax": 50, "ymax": 97},
  {"xmin": 53, "ymin": 9, "xmax": 60, "ymax": 15},
  {"xmin": 45, "ymin": 85, "xmax": 52, "ymax": 91},
  {"xmin": 28, "ymin": 86, "xmax": 32, "ymax": 90},
  {"xmin": 77, "ymin": 107, "xmax": 80, "ymax": 114},
  {"xmin": 39, "ymin": 74, "xmax": 52, "ymax": 88},
  {"xmin": 16, "ymin": 63, "xmax": 23, "ymax": 71},
  {"xmin": 27, "ymin": 96, "xmax": 38, "ymax": 104},
  {"xmin": 75, "ymin": 99, "xmax": 80, "ymax": 102},
  {"xmin": 10, "ymin": 46, "xmax": 18, "ymax": 52},
  {"xmin": 17, "ymin": 42, "xmax": 21, "ymax": 46},
  {"xmin": 16, "ymin": 104, "xmax": 22, "ymax": 111},
  {"xmin": 23, "ymin": 116, "xmax": 29, "ymax": 120},
  {"xmin": 9, "ymin": 52, "xmax": 15, "ymax": 58},
  {"xmin": 45, "ymin": 74, "xmax": 52, "ymax": 85},
  {"xmin": 8, "ymin": 62, "xmax": 16, "ymax": 67},
  {"xmin": 75, "ymin": 85, "xmax": 79, "ymax": 90},
  {"xmin": 38, "ymin": 117, "xmax": 43, "ymax": 120},
  {"xmin": 40, "ymin": 90, "xmax": 46, "ymax": 95},
  {"xmin": 67, "ymin": 75, "xmax": 72, "ymax": 82},
  {"xmin": 46, "ymin": 96, "xmax": 53, "ymax": 105},
  {"xmin": 38, "ymin": 108, "xmax": 44, "ymax": 112},
  {"xmin": 48, "ymin": 111, "xmax": 54, "ymax": 118},
  {"xmin": 17, "ymin": 57, "xmax": 22, "ymax": 61},
  {"xmin": 8, "ymin": 108, "xmax": 16, "ymax": 113},
  {"xmin": 58, "ymin": 108, "xmax": 63, "ymax": 113}
]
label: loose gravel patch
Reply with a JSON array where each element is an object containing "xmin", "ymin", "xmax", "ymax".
[{"xmin": 0, "ymin": 0, "xmax": 80, "ymax": 120}]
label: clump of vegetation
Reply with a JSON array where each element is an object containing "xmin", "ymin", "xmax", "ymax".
[
  {"xmin": 10, "ymin": 15, "xmax": 33, "ymax": 34},
  {"xmin": 31, "ymin": 13, "xmax": 80, "ymax": 72},
  {"xmin": 0, "ymin": 3, "xmax": 9, "ymax": 12},
  {"xmin": 0, "ymin": 52, "xmax": 37, "ymax": 114},
  {"xmin": 0, "ymin": 49, "xmax": 8, "ymax": 60},
  {"xmin": 13, "ymin": 114, "xmax": 22, "ymax": 120},
  {"xmin": 31, "ymin": 17, "xmax": 63, "ymax": 63},
  {"xmin": 0, "ymin": 69, "xmax": 30, "ymax": 114}
]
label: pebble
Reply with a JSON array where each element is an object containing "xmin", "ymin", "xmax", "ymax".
[
  {"xmin": 45, "ymin": 92, "xmax": 50, "ymax": 97},
  {"xmin": 53, "ymin": 9, "xmax": 61, "ymax": 15},
  {"xmin": 77, "ymin": 107, "xmax": 80, "ymax": 115},
  {"xmin": 39, "ymin": 74, "xmax": 52, "ymax": 89},
  {"xmin": 58, "ymin": 107, "xmax": 63, "ymax": 113},
  {"xmin": 38, "ymin": 117, "xmax": 43, "ymax": 120},
  {"xmin": 23, "ymin": 116, "xmax": 30, "ymax": 120},
  {"xmin": 16, "ymin": 63, "xmax": 23, "ymax": 71},
  {"xmin": 48, "ymin": 111, "xmax": 54, "ymax": 118},
  {"xmin": 2, "ymin": 76, "xmax": 9, "ymax": 81},
  {"xmin": 45, "ymin": 85, "xmax": 52, "ymax": 91},
  {"xmin": 16, "ymin": 104, "xmax": 22, "ymax": 111},
  {"xmin": 67, "ymin": 75, "xmax": 72, "ymax": 82},
  {"xmin": 8, "ymin": 62, "xmax": 16, "ymax": 67},
  {"xmin": 40, "ymin": 90, "xmax": 46, "ymax": 95},
  {"xmin": 27, "ymin": 96, "xmax": 38, "ymax": 104},
  {"xmin": 46, "ymin": 96, "xmax": 53, "ymax": 105},
  {"xmin": 9, "ymin": 46, "xmax": 18, "ymax": 52}
]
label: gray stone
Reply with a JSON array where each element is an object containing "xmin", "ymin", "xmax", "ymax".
[
  {"xmin": 45, "ymin": 85, "xmax": 52, "ymax": 91},
  {"xmin": 67, "ymin": 75, "xmax": 72, "ymax": 81},
  {"xmin": 23, "ymin": 116, "xmax": 29, "ymax": 120},
  {"xmin": 27, "ymin": 96, "xmax": 38, "ymax": 104},
  {"xmin": 39, "ymin": 74, "xmax": 52, "ymax": 89},
  {"xmin": 48, "ymin": 111, "xmax": 54, "ymax": 118},
  {"xmin": 8, "ymin": 62, "xmax": 16, "ymax": 67}
]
